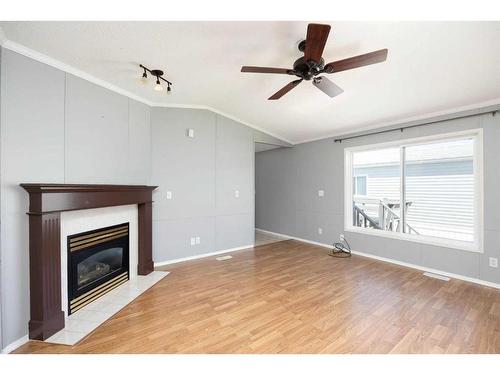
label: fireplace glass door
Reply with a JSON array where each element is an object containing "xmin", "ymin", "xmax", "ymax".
[
  {"xmin": 68, "ymin": 223, "xmax": 129, "ymax": 314},
  {"xmin": 77, "ymin": 246, "xmax": 124, "ymax": 289}
]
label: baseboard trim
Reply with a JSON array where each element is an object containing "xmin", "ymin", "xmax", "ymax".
[
  {"xmin": 1, "ymin": 335, "xmax": 29, "ymax": 354},
  {"xmin": 154, "ymin": 244, "xmax": 255, "ymax": 267},
  {"xmin": 254, "ymin": 228, "xmax": 500, "ymax": 291}
]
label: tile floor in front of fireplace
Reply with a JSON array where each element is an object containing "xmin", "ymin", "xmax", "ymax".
[{"xmin": 46, "ymin": 271, "xmax": 169, "ymax": 346}]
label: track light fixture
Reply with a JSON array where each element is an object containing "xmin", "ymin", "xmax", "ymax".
[{"xmin": 139, "ymin": 64, "xmax": 173, "ymax": 93}]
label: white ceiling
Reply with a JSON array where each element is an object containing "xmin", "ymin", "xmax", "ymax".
[{"xmin": 1, "ymin": 21, "xmax": 499, "ymax": 144}]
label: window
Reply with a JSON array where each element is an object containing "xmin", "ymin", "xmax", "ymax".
[
  {"xmin": 353, "ymin": 175, "xmax": 368, "ymax": 196},
  {"xmin": 344, "ymin": 129, "xmax": 483, "ymax": 252}
]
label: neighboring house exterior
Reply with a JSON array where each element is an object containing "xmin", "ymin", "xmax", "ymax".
[{"xmin": 353, "ymin": 152, "xmax": 474, "ymax": 242}]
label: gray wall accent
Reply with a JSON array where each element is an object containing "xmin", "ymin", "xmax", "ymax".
[
  {"xmin": 128, "ymin": 100, "xmax": 152, "ymax": 184},
  {"xmin": 256, "ymin": 112, "xmax": 500, "ymax": 285},
  {"xmin": 0, "ymin": 49, "xmax": 255, "ymax": 350},
  {"xmin": 0, "ymin": 49, "xmax": 66, "ymax": 348},
  {"xmin": 151, "ymin": 108, "xmax": 254, "ymax": 262},
  {"xmin": 65, "ymin": 75, "xmax": 151, "ymax": 184}
]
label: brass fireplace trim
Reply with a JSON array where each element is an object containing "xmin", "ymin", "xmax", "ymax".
[
  {"xmin": 70, "ymin": 272, "xmax": 129, "ymax": 314},
  {"xmin": 69, "ymin": 225, "xmax": 129, "ymax": 252}
]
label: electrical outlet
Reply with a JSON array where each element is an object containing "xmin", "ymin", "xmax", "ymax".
[
  {"xmin": 166, "ymin": 191, "xmax": 172, "ymax": 200},
  {"xmin": 318, "ymin": 228, "xmax": 323, "ymax": 235},
  {"xmin": 318, "ymin": 190, "xmax": 324, "ymax": 197},
  {"xmin": 489, "ymin": 257, "xmax": 498, "ymax": 268},
  {"xmin": 234, "ymin": 190, "xmax": 240, "ymax": 198},
  {"xmin": 190, "ymin": 237, "xmax": 196, "ymax": 246},
  {"xmin": 339, "ymin": 234, "xmax": 345, "ymax": 242},
  {"xmin": 195, "ymin": 236, "xmax": 200, "ymax": 245}
]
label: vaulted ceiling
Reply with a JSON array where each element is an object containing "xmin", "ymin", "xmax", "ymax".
[{"xmin": 1, "ymin": 21, "xmax": 499, "ymax": 143}]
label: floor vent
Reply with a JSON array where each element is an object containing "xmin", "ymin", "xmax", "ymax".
[
  {"xmin": 216, "ymin": 255, "xmax": 233, "ymax": 261},
  {"xmin": 423, "ymin": 271, "xmax": 450, "ymax": 281}
]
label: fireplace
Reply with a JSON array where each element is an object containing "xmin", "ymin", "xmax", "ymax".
[{"xmin": 67, "ymin": 223, "xmax": 130, "ymax": 315}]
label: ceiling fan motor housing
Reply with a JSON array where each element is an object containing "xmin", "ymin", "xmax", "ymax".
[{"xmin": 293, "ymin": 56, "xmax": 325, "ymax": 80}]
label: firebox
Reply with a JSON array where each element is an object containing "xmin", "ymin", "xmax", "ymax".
[{"xmin": 67, "ymin": 223, "xmax": 129, "ymax": 315}]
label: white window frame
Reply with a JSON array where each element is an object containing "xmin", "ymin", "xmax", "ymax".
[{"xmin": 344, "ymin": 128, "xmax": 483, "ymax": 253}]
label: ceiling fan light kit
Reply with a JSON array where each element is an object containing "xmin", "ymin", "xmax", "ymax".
[
  {"xmin": 140, "ymin": 64, "xmax": 173, "ymax": 94},
  {"xmin": 241, "ymin": 23, "xmax": 388, "ymax": 100}
]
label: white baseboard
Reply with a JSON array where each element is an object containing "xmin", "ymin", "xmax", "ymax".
[
  {"xmin": 255, "ymin": 228, "xmax": 291, "ymax": 239},
  {"xmin": 154, "ymin": 244, "xmax": 254, "ymax": 267},
  {"xmin": 254, "ymin": 228, "xmax": 500, "ymax": 291},
  {"xmin": 1, "ymin": 335, "xmax": 28, "ymax": 354}
]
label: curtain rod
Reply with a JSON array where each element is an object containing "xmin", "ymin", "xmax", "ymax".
[{"xmin": 334, "ymin": 110, "xmax": 498, "ymax": 143}]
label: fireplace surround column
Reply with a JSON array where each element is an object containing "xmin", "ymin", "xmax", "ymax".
[
  {"xmin": 21, "ymin": 184, "xmax": 158, "ymax": 340},
  {"xmin": 28, "ymin": 211, "xmax": 65, "ymax": 340}
]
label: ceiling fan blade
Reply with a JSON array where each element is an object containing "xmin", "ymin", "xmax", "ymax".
[
  {"xmin": 304, "ymin": 23, "xmax": 331, "ymax": 64},
  {"xmin": 241, "ymin": 66, "xmax": 293, "ymax": 74},
  {"xmin": 312, "ymin": 76, "xmax": 344, "ymax": 98},
  {"xmin": 324, "ymin": 49, "xmax": 388, "ymax": 73},
  {"xmin": 268, "ymin": 79, "xmax": 302, "ymax": 100}
]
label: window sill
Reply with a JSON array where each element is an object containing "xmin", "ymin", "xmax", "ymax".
[{"xmin": 345, "ymin": 226, "xmax": 481, "ymax": 253}]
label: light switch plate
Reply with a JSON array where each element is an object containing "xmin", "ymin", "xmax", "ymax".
[
  {"xmin": 195, "ymin": 237, "xmax": 200, "ymax": 245},
  {"xmin": 489, "ymin": 257, "xmax": 498, "ymax": 268},
  {"xmin": 318, "ymin": 190, "xmax": 324, "ymax": 197},
  {"xmin": 190, "ymin": 237, "xmax": 196, "ymax": 246},
  {"xmin": 166, "ymin": 191, "xmax": 172, "ymax": 200},
  {"xmin": 187, "ymin": 128, "xmax": 195, "ymax": 138},
  {"xmin": 234, "ymin": 190, "xmax": 240, "ymax": 198}
]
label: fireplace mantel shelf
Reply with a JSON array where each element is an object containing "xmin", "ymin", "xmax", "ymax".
[
  {"xmin": 20, "ymin": 183, "xmax": 158, "ymax": 341},
  {"xmin": 21, "ymin": 183, "xmax": 158, "ymax": 215}
]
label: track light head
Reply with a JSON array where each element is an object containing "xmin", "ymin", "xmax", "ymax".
[
  {"xmin": 167, "ymin": 84, "xmax": 172, "ymax": 95},
  {"xmin": 141, "ymin": 69, "xmax": 148, "ymax": 84},
  {"xmin": 154, "ymin": 78, "xmax": 163, "ymax": 91}
]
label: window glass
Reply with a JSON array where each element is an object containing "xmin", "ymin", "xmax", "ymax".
[
  {"xmin": 352, "ymin": 147, "xmax": 401, "ymax": 232},
  {"xmin": 347, "ymin": 134, "xmax": 478, "ymax": 249},
  {"xmin": 404, "ymin": 138, "xmax": 474, "ymax": 242}
]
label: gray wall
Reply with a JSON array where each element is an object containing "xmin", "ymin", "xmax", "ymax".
[
  {"xmin": 256, "ymin": 112, "xmax": 500, "ymax": 284},
  {"xmin": 0, "ymin": 49, "xmax": 152, "ymax": 349},
  {"xmin": 151, "ymin": 108, "xmax": 254, "ymax": 261},
  {"xmin": 0, "ymin": 48, "xmax": 256, "ymax": 349}
]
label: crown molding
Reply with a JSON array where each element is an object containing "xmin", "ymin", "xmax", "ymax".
[
  {"xmin": 151, "ymin": 102, "xmax": 294, "ymax": 145},
  {"xmin": 4, "ymin": 32, "xmax": 496, "ymax": 147},
  {"xmin": 0, "ymin": 36, "xmax": 294, "ymax": 145},
  {"xmin": 1, "ymin": 39, "xmax": 153, "ymax": 106},
  {"xmin": 294, "ymin": 97, "xmax": 500, "ymax": 145}
]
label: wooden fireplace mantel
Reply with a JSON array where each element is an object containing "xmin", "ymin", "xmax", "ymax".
[{"xmin": 20, "ymin": 183, "xmax": 158, "ymax": 340}]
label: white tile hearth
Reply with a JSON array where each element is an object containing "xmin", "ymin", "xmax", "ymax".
[{"xmin": 45, "ymin": 271, "xmax": 169, "ymax": 346}]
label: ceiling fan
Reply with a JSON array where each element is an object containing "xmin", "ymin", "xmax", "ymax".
[{"xmin": 241, "ymin": 23, "xmax": 388, "ymax": 100}]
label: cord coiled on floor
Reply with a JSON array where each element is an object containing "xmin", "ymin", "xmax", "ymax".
[{"xmin": 329, "ymin": 236, "xmax": 352, "ymax": 258}]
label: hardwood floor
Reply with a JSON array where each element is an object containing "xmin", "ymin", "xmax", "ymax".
[{"xmin": 13, "ymin": 240, "xmax": 500, "ymax": 354}]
